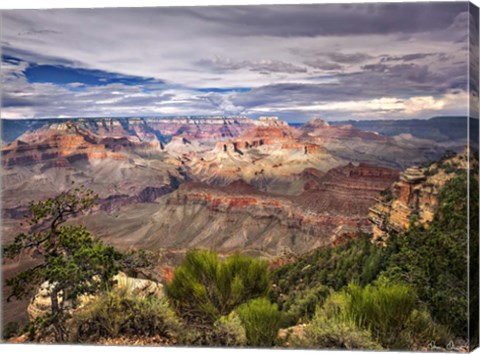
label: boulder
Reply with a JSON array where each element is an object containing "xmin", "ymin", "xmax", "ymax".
[{"xmin": 27, "ymin": 272, "xmax": 163, "ymax": 321}]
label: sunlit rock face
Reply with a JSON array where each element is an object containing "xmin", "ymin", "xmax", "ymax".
[
  {"xmin": 368, "ymin": 149, "xmax": 471, "ymax": 244},
  {"xmin": 1, "ymin": 122, "xmax": 140, "ymax": 168}
]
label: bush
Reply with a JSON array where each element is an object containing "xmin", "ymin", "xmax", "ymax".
[
  {"xmin": 280, "ymin": 284, "xmax": 330, "ymax": 324},
  {"xmin": 271, "ymin": 234, "xmax": 390, "ymax": 307},
  {"xmin": 237, "ymin": 298, "xmax": 282, "ymax": 347},
  {"xmin": 305, "ymin": 281, "xmax": 450, "ymax": 350},
  {"xmin": 2, "ymin": 321, "xmax": 20, "ymax": 340},
  {"xmin": 379, "ymin": 188, "xmax": 394, "ymax": 202},
  {"xmin": 71, "ymin": 288, "xmax": 181, "ymax": 342},
  {"xmin": 207, "ymin": 312, "xmax": 247, "ymax": 347},
  {"xmin": 166, "ymin": 250, "xmax": 270, "ymax": 324},
  {"xmin": 344, "ymin": 281, "xmax": 417, "ymax": 346},
  {"xmin": 402, "ymin": 309, "xmax": 451, "ymax": 349},
  {"xmin": 305, "ymin": 313, "xmax": 382, "ymax": 350}
]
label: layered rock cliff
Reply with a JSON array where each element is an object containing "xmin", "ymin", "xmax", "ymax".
[
  {"xmin": 78, "ymin": 163, "xmax": 398, "ymax": 255},
  {"xmin": 1, "ymin": 122, "xmax": 152, "ymax": 167},
  {"xmin": 368, "ymin": 149, "xmax": 470, "ymax": 244},
  {"xmin": 1, "ymin": 116, "xmax": 256, "ymax": 146},
  {"xmin": 298, "ymin": 118, "xmax": 449, "ymax": 170}
]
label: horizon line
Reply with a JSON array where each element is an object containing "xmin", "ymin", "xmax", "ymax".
[{"xmin": 0, "ymin": 114, "xmax": 474, "ymax": 124}]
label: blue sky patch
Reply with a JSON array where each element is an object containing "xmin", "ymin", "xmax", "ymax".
[{"xmin": 23, "ymin": 62, "xmax": 163, "ymax": 87}]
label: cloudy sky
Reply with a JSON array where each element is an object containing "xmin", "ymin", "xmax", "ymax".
[{"xmin": 0, "ymin": 2, "xmax": 477, "ymax": 122}]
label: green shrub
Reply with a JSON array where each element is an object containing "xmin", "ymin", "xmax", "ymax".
[
  {"xmin": 237, "ymin": 298, "xmax": 282, "ymax": 347},
  {"xmin": 281, "ymin": 284, "xmax": 330, "ymax": 324},
  {"xmin": 166, "ymin": 250, "xmax": 270, "ymax": 324},
  {"xmin": 208, "ymin": 312, "xmax": 247, "ymax": 347},
  {"xmin": 305, "ymin": 312, "xmax": 382, "ymax": 350},
  {"xmin": 2, "ymin": 321, "xmax": 20, "ymax": 340},
  {"xmin": 271, "ymin": 234, "xmax": 390, "ymax": 308},
  {"xmin": 379, "ymin": 188, "xmax": 394, "ymax": 202},
  {"xmin": 71, "ymin": 288, "xmax": 181, "ymax": 342},
  {"xmin": 344, "ymin": 281, "xmax": 417, "ymax": 345},
  {"xmin": 402, "ymin": 309, "xmax": 451, "ymax": 349},
  {"xmin": 305, "ymin": 281, "xmax": 450, "ymax": 350}
]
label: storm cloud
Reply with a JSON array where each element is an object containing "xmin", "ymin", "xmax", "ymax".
[{"xmin": 0, "ymin": 2, "xmax": 474, "ymax": 121}]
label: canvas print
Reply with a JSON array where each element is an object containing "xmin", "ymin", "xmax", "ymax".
[{"xmin": 0, "ymin": 2, "xmax": 479, "ymax": 351}]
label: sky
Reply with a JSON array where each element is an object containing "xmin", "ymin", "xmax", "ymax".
[{"xmin": 0, "ymin": 2, "xmax": 478, "ymax": 122}]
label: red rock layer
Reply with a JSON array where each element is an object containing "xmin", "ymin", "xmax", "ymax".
[
  {"xmin": 168, "ymin": 163, "xmax": 398, "ymax": 243},
  {"xmin": 368, "ymin": 150, "xmax": 471, "ymax": 243},
  {"xmin": 1, "ymin": 122, "xmax": 147, "ymax": 167}
]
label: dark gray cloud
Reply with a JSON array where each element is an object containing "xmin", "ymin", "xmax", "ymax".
[
  {"xmin": 1, "ymin": 3, "xmax": 472, "ymax": 120},
  {"xmin": 379, "ymin": 53, "xmax": 439, "ymax": 63},
  {"xmin": 304, "ymin": 60, "xmax": 343, "ymax": 71},
  {"xmin": 323, "ymin": 52, "xmax": 373, "ymax": 64},
  {"xmin": 183, "ymin": 3, "xmax": 467, "ymax": 37}
]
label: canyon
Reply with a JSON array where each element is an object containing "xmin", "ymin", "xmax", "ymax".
[
  {"xmin": 77, "ymin": 163, "xmax": 398, "ymax": 256},
  {"xmin": 0, "ymin": 115, "xmax": 471, "ymax": 326}
]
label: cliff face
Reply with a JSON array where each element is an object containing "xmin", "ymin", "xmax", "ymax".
[
  {"xmin": 297, "ymin": 163, "xmax": 399, "ymax": 216},
  {"xmin": 301, "ymin": 118, "xmax": 387, "ymax": 142},
  {"xmin": 190, "ymin": 118, "xmax": 338, "ymax": 196},
  {"xmin": 1, "ymin": 116, "xmax": 257, "ymax": 145},
  {"xmin": 1, "ymin": 122, "xmax": 144, "ymax": 167},
  {"xmin": 368, "ymin": 150, "xmax": 470, "ymax": 243},
  {"xmin": 69, "ymin": 162, "xmax": 398, "ymax": 257},
  {"xmin": 150, "ymin": 163, "xmax": 399, "ymax": 253},
  {"xmin": 298, "ymin": 118, "xmax": 449, "ymax": 170}
]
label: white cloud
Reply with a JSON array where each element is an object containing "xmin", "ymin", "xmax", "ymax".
[
  {"xmin": 1, "ymin": 5, "xmax": 471, "ymax": 120},
  {"xmin": 250, "ymin": 93, "xmax": 468, "ymax": 119}
]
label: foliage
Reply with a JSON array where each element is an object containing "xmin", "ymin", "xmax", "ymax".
[
  {"xmin": 271, "ymin": 233, "xmax": 391, "ymax": 323},
  {"xmin": 120, "ymin": 248, "xmax": 156, "ymax": 280},
  {"xmin": 352, "ymin": 282, "xmax": 413, "ymax": 331},
  {"xmin": 166, "ymin": 250, "xmax": 270, "ymax": 324},
  {"xmin": 273, "ymin": 169, "xmax": 473, "ymax": 345},
  {"xmin": 71, "ymin": 288, "xmax": 181, "ymax": 343},
  {"xmin": 469, "ymin": 170, "xmax": 479, "ymax": 348},
  {"xmin": 304, "ymin": 281, "xmax": 450, "ymax": 350},
  {"xmin": 343, "ymin": 281, "xmax": 418, "ymax": 347},
  {"xmin": 237, "ymin": 298, "xmax": 282, "ymax": 347},
  {"xmin": 379, "ymin": 187, "xmax": 394, "ymax": 202},
  {"xmin": 3, "ymin": 187, "xmax": 124, "ymax": 342},
  {"xmin": 381, "ymin": 173, "xmax": 472, "ymax": 337},
  {"xmin": 304, "ymin": 312, "xmax": 381, "ymax": 350},
  {"xmin": 206, "ymin": 312, "xmax": 247, "ymax": 347},
  {"xmin": 279, "ymin": 284, "xmax": 330, "ymax": 325},
  {"xmin": 2, "ymin": 321, "xmax": 20, "ymax": 340}
]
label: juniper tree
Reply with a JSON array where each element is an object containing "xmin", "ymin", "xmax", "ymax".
[{"xmin": 3, "ymin": 186, "xmax": 124, "ymax": 342}]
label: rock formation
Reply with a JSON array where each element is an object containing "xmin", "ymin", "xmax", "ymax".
[
  {"xmin": 369, "ymin": 149, "xmax": 470, "ymax": 244},
  {"xmin": 77, "ymin": 163, "xmax": 398, "ymax": 255},
  {"xmin": 1, "ymin": 122, "xmax": 140, "ymax": 168},
  {"xmin": 27, "ymin": 272, "xmax": 164, "ymax": 321}
]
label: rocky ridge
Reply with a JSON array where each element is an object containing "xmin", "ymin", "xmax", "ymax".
[
  {"xmin": 1, "ymin": 122, "xmax": 158, "ymax": 168},
  {"xmin": 159, "ymin": 163, "xmax": 398, "ymax": 251},
  {"xmin": 368, "ymin": 148, "xmax": 471, "ymax": 244}
]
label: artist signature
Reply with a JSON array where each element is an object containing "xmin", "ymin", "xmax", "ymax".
[{"xmin": 427, "ymin": 341, "xmax": 465, "ymax": 352}]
